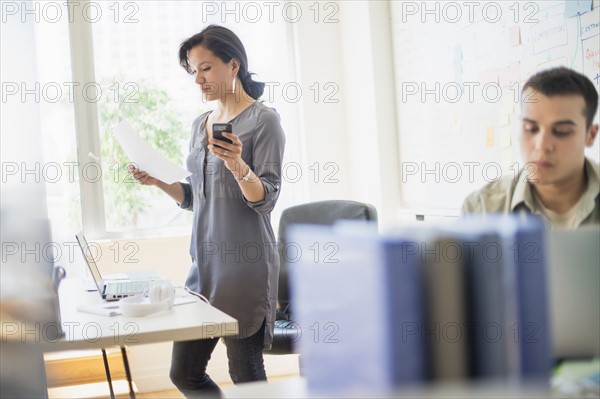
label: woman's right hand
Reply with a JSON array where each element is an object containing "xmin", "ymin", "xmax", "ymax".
[{"xmin": 128, "ymin": 165, "xmax": 162, "ymax": 187}]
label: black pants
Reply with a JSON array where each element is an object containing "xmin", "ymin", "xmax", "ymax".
[{"xmin": 170, "ymin": 319, "xmax": 267, "ymax": 398}]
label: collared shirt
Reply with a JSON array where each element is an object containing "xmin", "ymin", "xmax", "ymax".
[{"xmin": 462, "ymin": 158, "xmax": 600, "ymax": 229}]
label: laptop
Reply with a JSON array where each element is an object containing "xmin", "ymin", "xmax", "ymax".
[
  {"xmin": 75, "ymin": 233, "xmax": 161, "ymax": 301},
  {"xmin": 547, "ymin": 226, "xmax": 600, "ymax": 359}
]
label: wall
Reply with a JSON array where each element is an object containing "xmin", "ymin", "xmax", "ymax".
[
  {"xmin": 390, "ymin": 0, "xmax": 600, "ymax": 214},
  {"xmin": 338, "ymin": 1, "xmax": 401, "ymax": 229},
  {"xmin": 293, "ymin": 1, "xmax": 401, "ymax": 228}
]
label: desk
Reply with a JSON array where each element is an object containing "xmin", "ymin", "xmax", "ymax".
[
  {"xmin": 1, "ymin": 278, "xmax": 238, "ymax": 398},
  {"xmin": 56, "ymin": 279, "xmax": 238, "ymax": 350}
]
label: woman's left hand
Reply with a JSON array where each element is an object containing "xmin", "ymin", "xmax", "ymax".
[{"xmin": 208, "ymin": 132, "xmax": 247, "ymax": 179}]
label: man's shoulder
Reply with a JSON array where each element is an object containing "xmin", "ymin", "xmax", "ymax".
[
  {"xmin": 587, "ymin": 157, "xmax": 600, "ymax": 179},
  {"xmin": 462, "ymin": 174, "xmax": 519, "ymax": 214}
]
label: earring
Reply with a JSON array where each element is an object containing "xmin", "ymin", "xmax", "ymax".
[{"xmin": 231, "ymin": 76, "xmax": 236, "ymax": 94}]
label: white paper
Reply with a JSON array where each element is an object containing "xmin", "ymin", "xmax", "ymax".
[
  {"xmin": 77, "ymin": 303, "xmax": 121, "ymax": 317},
  {"xmin": 77, "ymin": 296, "xmax": 198, "ymax": 317},
  {"xmin": 115, "ymin": 121, "xmax": 191, "ymax": 184}
]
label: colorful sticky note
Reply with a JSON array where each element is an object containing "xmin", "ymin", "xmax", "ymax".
[
  {"xmin": 510, "ymin": 26, "xmax": 521, "ymax": 47},
  {"xmin": 453, "ymin": 45, "xmax": 463, "ymax": 65},
  {"xmin": 451, "ymin": 115, "xmax": 463, "ymax": 136},
  {"xmin": 485, "ymin": 127, "xmax": 495, "ymax": 148},
  {"xmin": 565, "ymin": 0, "xmax": 593, "ymax": 18}
]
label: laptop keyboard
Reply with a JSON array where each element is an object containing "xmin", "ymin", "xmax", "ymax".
[
  {"xmin": 107, "ymin": 280, "xmax": 150, "ymax": 295},
  {"xmin": 119, "ymin": 280, "xmax": 149, "ymax": 294}
]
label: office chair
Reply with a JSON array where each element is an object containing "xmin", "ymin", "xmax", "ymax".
[{"xmin": 267, "ymin": 200, "xmax": 378, "ymax": 355}]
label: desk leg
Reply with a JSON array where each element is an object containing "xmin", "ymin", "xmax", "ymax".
[
  {"xmin": 120, "ymin": 346, "xmax": 136, "ymax": 399},
  {"xmin": 101, "ymin": 349, "xmax": 116, "ymax": 399}
]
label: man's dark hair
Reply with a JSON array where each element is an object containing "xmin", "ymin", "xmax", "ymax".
[{"xmin": 522, "ymin": 67, "xmax": 599, "ymax": 128}]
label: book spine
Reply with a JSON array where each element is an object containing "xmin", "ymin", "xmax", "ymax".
[
  {"xmin": 464, "ymin": 233, "xmax": 508, "ymax": 378},
  {"xmin": 422, "ymin": 238, "xmax": 469, "ymax": 380},
  {"xmin": 383, "ymin": 239, "xmax": 426, "ymax": 385},
  {"xmin": 514, "ymin": 225, "xmax": 552, "ymax": 380}
]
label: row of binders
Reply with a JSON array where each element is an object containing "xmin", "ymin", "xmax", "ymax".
[{"xmin": 288, "ymin": 214, "xmax": 552, "ymax": 395}]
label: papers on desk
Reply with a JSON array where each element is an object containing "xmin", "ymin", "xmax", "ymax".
[
  {"xmin": 114, "ymin": 120, "xmax": 191, "ymax": 184},
  {"xmin": 77, "ymin": 303, "xmax": 121, "ymax": 317},
  {"xmin": 77, "ymin": 296, "xmax": 198, "ymax": 317}
]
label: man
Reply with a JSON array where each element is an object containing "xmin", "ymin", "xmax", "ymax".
[{"xmin": 462, "ymin": 67, "xmax": 599, "ymax": 229}]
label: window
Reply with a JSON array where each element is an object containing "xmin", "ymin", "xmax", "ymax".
[{"xmin": 68, "ymin": 0, "xmax": 302, "ymax": 238}]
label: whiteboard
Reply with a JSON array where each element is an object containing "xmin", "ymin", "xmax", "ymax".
[{"xmin": 391, "ymin": 0, "xmax": 600, "ymax": 211}]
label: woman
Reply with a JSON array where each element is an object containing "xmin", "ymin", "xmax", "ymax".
[{"xmin": 130, "ymin": 25, "xmax": 285, "ymax": 396}]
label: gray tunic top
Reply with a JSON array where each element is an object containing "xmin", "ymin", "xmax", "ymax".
[{"xmin": 179, "ymin": 101, "xmax": 285, "ymax": 348}]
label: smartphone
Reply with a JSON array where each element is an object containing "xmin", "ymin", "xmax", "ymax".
[{"xmin": 212, "ymin": 123, "xmax": 233, "ymax": 145}]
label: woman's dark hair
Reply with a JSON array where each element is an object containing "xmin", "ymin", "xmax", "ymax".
[
  {"xmin": 522, "ymin": 67, "xmax": 599, "ymax": 129},
  {"xmin": 179, "ymin": 25, "xmax": 265, "ymax": 100}
]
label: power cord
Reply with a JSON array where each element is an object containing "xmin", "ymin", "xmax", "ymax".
[{"xmin": 176, "ymin": 286, "xmax": 211, "ymax": 305}]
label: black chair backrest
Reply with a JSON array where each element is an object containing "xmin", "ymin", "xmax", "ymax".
[{"xmin": 277, "ymin": 200, "xmax": 378, "ymax": 315}]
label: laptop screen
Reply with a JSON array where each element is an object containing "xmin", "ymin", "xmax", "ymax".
[
  {"xmin": 75, "ymin": 233, "xmax": 104, "ymax": 292},
  {"xmin": 548, "ymin": 226, "xmax": 600, "ymax": 358}
]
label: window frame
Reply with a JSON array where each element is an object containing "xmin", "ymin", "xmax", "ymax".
[
  {"xmin": 68, "ymin": 0, "xmax": 107, "ymax": 238},
  {"xmin": 67, "ymin": 0, "xmax": 304, "ymax": 240}
]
